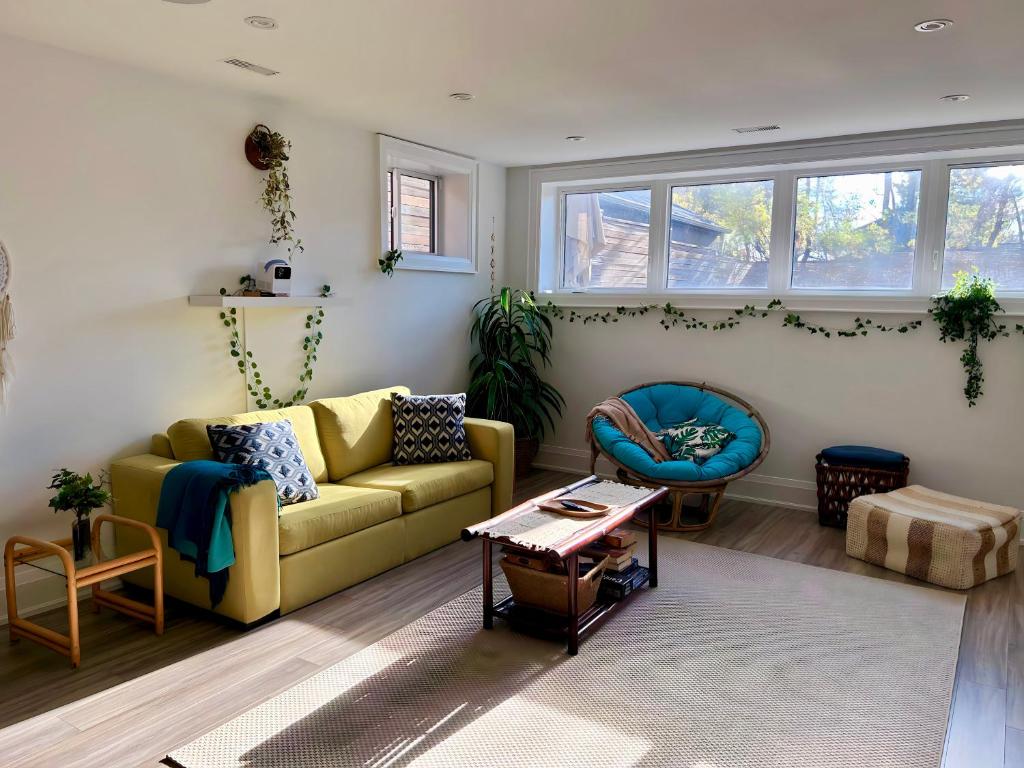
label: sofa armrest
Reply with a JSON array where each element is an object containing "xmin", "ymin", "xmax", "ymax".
[
  {"xmin": 464, "ymin": 418, "xmax": 514, "ymax": 517},
  {"xmin": 110, "ymin": 454, "xmax": 281, "ymax": 624}
]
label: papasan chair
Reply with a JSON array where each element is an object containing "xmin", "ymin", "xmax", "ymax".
[{"xmin": 589, "ymin": 381, "xmax": 770, "ymax": 532}]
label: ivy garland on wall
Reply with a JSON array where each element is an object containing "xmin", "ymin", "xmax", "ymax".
[{"xmin": 539, "ymin": 270, "xmax": 1024, "ymax": 407}]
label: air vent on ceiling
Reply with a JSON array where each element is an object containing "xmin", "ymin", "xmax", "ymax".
[
  {"xmin": 732, "ymin": 124, "xmax": 781, "ymax": 134},
  {"xmin": 222, "ymin": 58, "xmax": 279, "ymax": 76}
]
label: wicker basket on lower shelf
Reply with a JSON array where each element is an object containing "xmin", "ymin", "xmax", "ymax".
[
  {"xmin": 816, "ymin": 453, "xmax": 910, "ymax": 528},
  {"xmin": 500, "ymin": 555, "xmax": 608, "ymax": 615}
]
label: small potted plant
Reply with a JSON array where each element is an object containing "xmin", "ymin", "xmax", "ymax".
[{"xmin": 48, "ymin": 469, "xmax": 112, "ymax": 560}]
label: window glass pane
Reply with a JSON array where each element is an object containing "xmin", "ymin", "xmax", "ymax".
[
  {"xmin": 943, "ymin": 164, "xmax": 1024, "ymax": 291},
  {"xmin": 668, "ymin": 180, "xmax": 773, "ymax": 289},
  {"xmin": 792, "ymin": 170, "xmax": 920, "ymax": 290},
  {"xmin": 562, "ymin": 189, "xmax": 650, "ymax": 289},
  {"xmin": 386, "ymin": 170, "xmax": 394, "ymax": 249},
  {"xmin": 399, "ymin": 173, "xmax": 434, "ymax": 254}
]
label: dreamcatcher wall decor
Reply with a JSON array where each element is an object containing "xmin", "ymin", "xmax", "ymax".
[{"xmin": 0, "ymin": 240, "xmax": 15, "ymax": 408}]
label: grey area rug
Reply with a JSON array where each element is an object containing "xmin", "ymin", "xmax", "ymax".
[{"xmin": 167, "ymin": 539, "xmax": 966, "ymax": 768}]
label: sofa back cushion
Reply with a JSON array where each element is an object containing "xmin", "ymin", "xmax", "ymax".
[
  {"xmin": 167, "ymin": 404, "xmax": 328, "ymax": 483},
  {"xmin": 311, "ymin": 386, "xmax": 411, "ymax": 481}
]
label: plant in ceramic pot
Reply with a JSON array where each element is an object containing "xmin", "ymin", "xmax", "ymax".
[
  {"xmin": 469, "ymin": 288, "xmax": 565, "ymax": 478},
  {"xmin": 47, "ymin": 469, "xmax": 112, "ymax": 560}
]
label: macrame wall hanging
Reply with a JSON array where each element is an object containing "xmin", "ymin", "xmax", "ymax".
[{"xmin": 0, "ymin": 241, "xmax": 15, "ymax": 408}]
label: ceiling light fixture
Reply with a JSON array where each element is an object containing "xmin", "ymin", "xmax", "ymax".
[
  {"xmin": 939, "ymin": 94, "xmax": 971, "ymax": 102},
  {"xmin": 448, "ymin": 92, "xmax": 474, "ymax": 101},
  {"xmin": 244, "ymin": 16, "xmax": 278, "ymax": 30},
  {"xmin": 565, "ymin": 135, "xmax": 586, "ymax": 142},
  {"xmin": 914, "ymin": 19, "xmax": 953, "ymax": 32}
]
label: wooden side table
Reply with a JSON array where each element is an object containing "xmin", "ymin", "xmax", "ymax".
[{"xmin": 4, "ymin": 514, "xmax": 163, "ymax": 668}]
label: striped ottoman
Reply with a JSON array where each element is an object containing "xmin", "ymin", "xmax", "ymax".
[{"xmin": 846, "ymin": 485, "xmax": 1020, "ymax": 589}]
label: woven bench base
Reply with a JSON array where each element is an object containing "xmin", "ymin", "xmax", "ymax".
[{"xmin": 847, "ymin": 485, "xmax": 1020, "ymax": 589}]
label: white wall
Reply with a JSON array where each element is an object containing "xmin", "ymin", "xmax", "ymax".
[
  {"xmin": 505, "ymin": 167, "xmax": 1024, "ymax": 511},
  {"xmin": 0, "ymin": 35, "xmax": 504, "ymax": 616}
]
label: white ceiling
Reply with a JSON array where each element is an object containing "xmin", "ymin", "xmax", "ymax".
[{"xmin": 1, "ymin": 0, "xmax": 1022, "ymax": 166}]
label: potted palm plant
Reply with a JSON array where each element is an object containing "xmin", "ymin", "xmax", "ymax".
[
  {"xmin": 469, "ymin": 288, "xmax": 565, "ymax": 478},
  {"xmin": 48, "ymin": 469, "xmax": 112, "ymax": 560}
]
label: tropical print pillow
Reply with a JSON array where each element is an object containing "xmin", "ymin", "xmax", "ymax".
[{"xmin": 656, "ymin": 418, "xmax": 734, "ymax": 464}]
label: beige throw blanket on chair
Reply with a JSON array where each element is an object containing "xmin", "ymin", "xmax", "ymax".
[{"xmin": 585, "ymin": 397, "xmax": 672, "ymax": 463}]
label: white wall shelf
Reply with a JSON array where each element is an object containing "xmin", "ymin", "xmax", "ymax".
[{"xmin": 188, "ymin": 295, "xmax": 349, "ymax": 308}]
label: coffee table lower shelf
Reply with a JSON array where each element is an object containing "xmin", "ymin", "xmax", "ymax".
[{"xmin": 491, "ymin": 565, "xmax": 651, "ymax": 643}]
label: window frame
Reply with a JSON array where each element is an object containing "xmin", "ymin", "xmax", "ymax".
[
  {"xmin": 390, "ymin": 168, "xmax": 440, "ymax": 256},
  {"xmin": 529, "ymin": 130, "xmax": 1024, "ymax": 313},
  {"xmin": 378, "ymin": 135, "xmax": 478, "ymax": 274}
]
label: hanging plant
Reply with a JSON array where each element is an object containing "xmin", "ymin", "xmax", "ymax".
[
  {"xmin": 246, "ymin": 124, "xmax": 303, "ymax": 261},
  {"xmin": 929, "ymin": 270, "xmax": 1008, "ymax": 406},
  {"xmin": 379, "ymin": 248, "xmax": 403, "ymax": 277}
]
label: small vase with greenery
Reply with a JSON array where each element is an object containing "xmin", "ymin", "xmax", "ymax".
[
  {"xmin": 929, "ymin": 270, "xmax": 1009, "ymax": 406},
  {"xmin": 469, "ymin": 288, "xmax": 565, "ymax": 477},
  {"xmin": 247, "ymin": 124, "xmax": 304, "ymax": 261},
  {"xmin": 48, "ymin": 469, "xmax": 112, "ymax": 560}
]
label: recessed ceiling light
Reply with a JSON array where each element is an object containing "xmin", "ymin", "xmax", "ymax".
[
  {"xmin": 939, "ymin": 94, "xmax": 971, "ymax": 102},
  {"xmin": 565, "ymin": 135, "xmax": 586, "ymax": 142},
  {"xmin": 244, "ymin": 16, "xmax": 278, "ymax": 30},
  {"xmin": 448, "ymin": 92, "xmax": 474, "ymax": 101},
  {"xmin": 914, "ymin": 19, "xmax": 953, "ymax": 32}
]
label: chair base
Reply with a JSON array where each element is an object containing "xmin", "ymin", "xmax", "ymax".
[{"xmin": 616, "ymin": 469, "xmax": 726, "ymax": 533}]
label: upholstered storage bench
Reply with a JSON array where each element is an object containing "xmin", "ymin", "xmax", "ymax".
[{"xmin": 846, "ymin": 485, "xmax": 1020, "ymax": 589}]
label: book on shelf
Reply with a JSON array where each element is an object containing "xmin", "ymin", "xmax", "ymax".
[
  {"xmin": 598, "ymin": 561, "xmax": 649, "ymax": 601},
  {"xmin": 584, "ymin": 541, "xmax": 637, "ymax": 570}
]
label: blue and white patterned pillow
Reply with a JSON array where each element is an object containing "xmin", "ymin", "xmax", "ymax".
[
  {"xmin": 206, "ymin": 420, "xmax": 319, "ymax": 505},
  {"xmin": 392, "ymin": 393, "xmax": 472, "ymax": 465}
]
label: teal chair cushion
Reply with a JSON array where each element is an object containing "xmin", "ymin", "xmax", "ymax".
[{"xmin": 592, "ymin": 383, "xmax": 763, "ymax": 483}]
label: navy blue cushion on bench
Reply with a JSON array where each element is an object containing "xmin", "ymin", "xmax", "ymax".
[{"xmin": 819, "ymin": 445, "xmax": 906, "ymax": 469}]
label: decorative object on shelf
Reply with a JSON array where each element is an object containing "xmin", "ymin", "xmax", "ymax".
[
  {"xmin": 489, "ymin": 216, "xmax": 497, "ymax": 295},
  {"xmin": 0, "ymin": 240, "xmax": 14, "ymax": 409},
  {"xmin": 378, "ymin": 248, "xmax": 403, "ymax": 277},
  {"xmin": 256, "ymin": 257, "xmax": 292, "ymax": 296},
  {"xmin": 245, "ymin": 124, "xmax": 303, "ymax": 261},
  {"xmin": 469, "ymin": 287, "xmax": 565, "ymax": 478},
  {"xmin": 815, "ymin": 445, "xmax": 910, "ymax": 528},
  {"xmin": 238, "ymin": 274, "xmax": 260, "ymax": 297},
  {"xmin": 219, "ymin": 302, "xmax": 325, "ymax": 409},
  {"xmin": 929, "ymin": 270, "xmax": 1008, "ymax": 406},
  {"xmin": 47, "ymin": 468, "xmax": 112, "ymax": 560},
  {"xmin": 320, "ymin": 284, "xmax": 332, "ymax": 298}
]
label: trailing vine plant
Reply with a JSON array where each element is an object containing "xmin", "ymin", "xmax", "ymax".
[
  {"xmin": 542, "ymin": 299, "xmax": 923, "ymax": 338},
  {"xmin": 379, "ymin": 248, "xmax": 403, "ymax": 277},
  {"xmin": 929, "ymin": 270, "xmax": 1008, "ymax": 406},
  {"xmin": 217, "ymin": 283, "xmax": 325, "ymax": 410},
  {"xmin": 248, "ymin": 125, "xmax": 304, "ymax": 261}
]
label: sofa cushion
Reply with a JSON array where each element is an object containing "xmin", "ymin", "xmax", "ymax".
[
  {"xmin": 208, "ymin": 420, "xmax": 319, "ymax": 506},
  {"xmin": 311, "ymin": 386, "xmax": 411, "ymax": 481},
  {"xmin": 167, "ymin": 405, "xmax": 327, "ymax": 484},
  {"xmin": 392, "ymin": 392, "xmax": 472, "ymax": 465},
  {"xmin": 341, "ymin": 459, "xmax": 494, "ymax": 514},
  {"xmin": 277, "ymin": 483, "xmax": 402, "ymax": 556}
]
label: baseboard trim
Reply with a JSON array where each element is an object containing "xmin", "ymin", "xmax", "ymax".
[{"xmin": 535, "ymin": 444, "xmax": 818, "ymax": 512}]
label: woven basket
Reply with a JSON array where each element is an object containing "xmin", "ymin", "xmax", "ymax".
[
  {"xmin": 815, "ymin": 455, "xmax": 910, "ymax": 528},
  {"xmin": 499, "ymin": 555, "xmax": 608, "ymax": 615}
]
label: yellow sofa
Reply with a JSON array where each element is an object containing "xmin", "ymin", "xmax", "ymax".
[{"xmin": 109, "ymin": 386, "xmax": 513, "ymax": 624}]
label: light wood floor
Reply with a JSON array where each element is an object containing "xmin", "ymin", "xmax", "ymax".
[{"xmin": 1, "ymin": 470, "xmax": 1020, "ymax": 767}]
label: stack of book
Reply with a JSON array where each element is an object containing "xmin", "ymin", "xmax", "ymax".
[{"xmin": 584, "ymin": 528, "xmax": 651, "ymax": 602}]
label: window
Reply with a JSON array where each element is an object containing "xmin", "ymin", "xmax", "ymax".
[
  {"xmin": 792, "ymin": 170, "xmax": 921, "ymax": 290},
  {"xmin": 378, "ymin": 136, "xmax": 477, "ymax": 273},
  {"xmin": 943, "ymin": 163, "xmax": 1024, "ymax": 290},
  {"xmin": 562, "ymin": 189, "xmax": 650, "ymax": 289},
  {"xmin": 668, "ymin": 180, "xmax": 773, "ymax": 290},
  {"xmin": 532, "ymin": 130, "xmax": 1024, "ymax": 305},
  {"xmin": 388, "ymin": 171, "xmax": 437, "ymax": 254}
]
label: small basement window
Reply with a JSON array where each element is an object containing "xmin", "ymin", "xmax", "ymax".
[{"xmin": 379, "ymin": 136, "xmax": 478, "ymax": 273}]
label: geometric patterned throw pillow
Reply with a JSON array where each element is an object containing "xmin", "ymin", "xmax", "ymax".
[
  {"xmin": 206, "ymin": 420, "xmax": 319, "ymax": 506},
  {"xmin": 656, "ymin": 418, "xmax": 734, "ymax": 465},
  {"xmin": 391, "ymin": 393, "xmax": 472, "ymax": 465}
]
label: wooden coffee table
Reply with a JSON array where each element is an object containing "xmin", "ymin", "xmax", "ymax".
[{"xmin": 462, "ymin": 475, "xmax": 668, "ymax": 655}]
